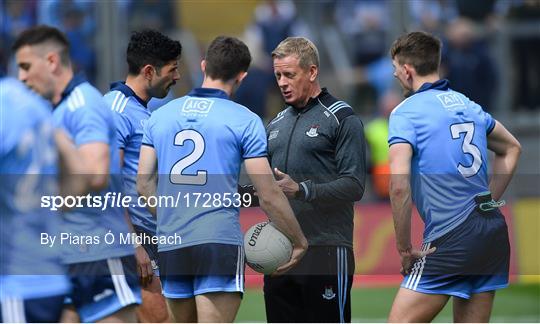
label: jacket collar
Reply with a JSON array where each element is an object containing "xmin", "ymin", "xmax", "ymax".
[{"xmin": 292, "ymin": 87, "xmax": 329, "ymax": 113}]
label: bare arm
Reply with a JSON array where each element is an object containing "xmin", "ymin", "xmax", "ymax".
[
  {"xmin": 389, "ymin": 143, "xmax": 435, "ymax": 274},
  {"xmin": 244, "ymin": 157, "xmax": 308, "ymax": 274},
  {"xmin": 389, "ymin": 143, "xmax": 413, "ymax": 255},
  {"xmin": 54, "ymin": 130, "xmax": 88, "ymax": 197},
  {"xmin": 78, "ymin": 142, "xmax": 110, "ymax": 191},
  {"xmin": 137, "ymin": 145, "xmax": 158, "ymax": 217},
  {"xmin": 487, "ymin": 121, "xmax": 521, "ymax": 201}
]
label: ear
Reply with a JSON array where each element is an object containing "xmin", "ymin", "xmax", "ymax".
[
  {"xmin": 308, "ymin": 65, "xmax": 318, "ymax": 82},
  {"xmin": 403, "ymin": 64, "xmax": 414, "ymax": 79},
  {"xmin": 201, "ymin": 60, "xmax": 206, "ymax": 74},
  {"xmin": 142, "ymin": 64, "xmax": 154, "ymax": 80},
  {"xmin": 46, "ymin": 51, "xmax": 61, "ymax": 72},
  {"xmin": 236, "ymin": 71, "xmax": 248, "ymax": 84}
]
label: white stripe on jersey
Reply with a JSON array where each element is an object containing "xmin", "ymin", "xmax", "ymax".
[
  {"xmin": 74, "ymin": 88, "xmax": 85, "ymax": 107},
  {"xmin": 66, "ymin": 87, "xmax": 86, "ymax": 111},
  {"xmin": 111, "ymin": 92, "xmax": 122, "ymax": 111},
  {"xmin": 119, "ymin": 96, "xmax": 129, "ymax": 113}
]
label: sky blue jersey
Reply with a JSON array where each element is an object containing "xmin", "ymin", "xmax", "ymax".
[
  {"xmin": 388, "ymin": 79, "xmax": 495, "ymax": 242},
  {"xmin": 52, "ymin": 74, "xmax": 133, "ymax": 263},
  {"xmin": 104, "ymin": 82, "xmax": 156, "ymax": 235},
  {"xmin": 142, "ymin": 88, "xmax": 267, "ymax": 252},
  {"xmin": 0, "ymin": 78, "xmax": 70, "ymax": 299}
]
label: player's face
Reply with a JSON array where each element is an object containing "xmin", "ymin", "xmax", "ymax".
[
  {"xmin": 392, "ymin": 58, "xmax": 413, "ymax": 97},
  {"xmin": 15, "ymin": 45, "xmax": 56, "ymax": 101},
  {"xmin": 150, "ymin": 60, "xmax": 180, "ymax": 99},
  {"xmin": 273, "ymin": 55, "xmax": 315, "ymax": 107}
]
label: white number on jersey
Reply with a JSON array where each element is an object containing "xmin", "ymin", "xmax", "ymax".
[
  {"xmin": 170, "ymin": 129, "xmax": 207, "ymax": 185},
  {"xmin": 450, "ymin": 122, "xmax": 483, "ymax": 177}
]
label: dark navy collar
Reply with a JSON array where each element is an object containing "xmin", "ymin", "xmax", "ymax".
[
  {"xmin": 188, "ymin": 87, "xmax": 229, "ymax": 100},
  {"xmin": 292, "ymin": 87, "xmax": 328, "ymax": 112},
  {"xmin": 110, "ymin": 81, "xmax": 148, "ymax": 108},
  {"xmin": 56, "ymin": 72, "xmax": 86, "ymax": 108},
  {"xmin": 414, "ymin": 79, "xmax": 450, "ymax": 94}
]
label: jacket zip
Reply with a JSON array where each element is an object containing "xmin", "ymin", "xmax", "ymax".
[{"xmin": 284, "ymin": 113, "xmax": 301, "ymax": 173}]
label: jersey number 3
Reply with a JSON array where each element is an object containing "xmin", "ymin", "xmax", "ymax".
[
  {"xmin": 170, "ymin": 130, "xmax": 207, "ymax": 185},
  {"xmin": 450, "ymin": 122, "xmax": 483, "ymax": 177}
]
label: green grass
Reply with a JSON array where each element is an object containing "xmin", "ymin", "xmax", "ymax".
[{"xmin": 236, "ymin": 284, "xmax": 540, "ymax": 322}]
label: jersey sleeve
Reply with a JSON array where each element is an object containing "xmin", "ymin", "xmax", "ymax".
[
  {"xmin": 388, "ymin": 110, "xmax": 417, "ymax": 148},
  {"xmin": 241, "ymin": 117, "xmax": 267, "ymax": 159},
  {"xmin": 141, "ymin": 114, "xmax": 155, "ymax": 147},
  {"xmin": 482, "ymin": 109, "xmax": 496, "ymax": 134},
  {"xmin": 112, "ymin": 112, "xmax": 132, "ymax": 149},
  {"xmin": 69, "ymin": 102, "xmax": 110, "ymax": 146}
]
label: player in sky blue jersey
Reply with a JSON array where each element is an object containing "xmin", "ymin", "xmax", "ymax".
[
  {"xmin": 13, "ymin": 26, "xmax": 140, "ymax": 322},
  {"xmin": 104, "ymin": 29, "xmax": 181, "ymax": 323},
  {"xmin": 138, "ymin": 36, "xmax": 308, "ymax": 322},
  {"xmin": 0, "ymin": 77, "xmax": 71, "ymax": 323},
  {"xmin": 386, "ymin": 32, "xmax": 521, "ymax": 322}
]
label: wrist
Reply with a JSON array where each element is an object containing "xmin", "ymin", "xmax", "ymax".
[
  {"xmin": 397, "ymin": 245, "xmax": 412, "ymax": 255},
  {"xmin": 294, "ymin": 182, "xmax": 305, "ymax": 200}
]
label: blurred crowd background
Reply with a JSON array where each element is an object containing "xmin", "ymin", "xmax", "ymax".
[{"xmin": 1, "ymin": 0, "xmax": 539, "ymax": 200}]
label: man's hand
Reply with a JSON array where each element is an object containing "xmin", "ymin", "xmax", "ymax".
[
  {"xmin": 274, "ymin": 168, "xmax": 299, "ymax": 199},
  {"xmin": 399, "ymin": 246, "xmax": 436, "ymax": 275},
  {"xmin": 135, "ymin": 245, "xmax": 154, "ymax": 287},
  {"xmin": 272, "ymin": 238, "xmax": 308, "ymax": 276}
]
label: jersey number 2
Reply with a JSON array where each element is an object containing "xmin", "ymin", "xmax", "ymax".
[
  {"xmin": 450, "ymin": 122, "xmax": 483, "ymax": 177},
  {"xmin": 170, "ymin": 130, "xmax": 207, "ymax": 185}
]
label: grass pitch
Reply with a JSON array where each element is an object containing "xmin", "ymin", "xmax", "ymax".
[{"xmin": 236, "ymin": 283, "xmax": 540, "ymax": 322}]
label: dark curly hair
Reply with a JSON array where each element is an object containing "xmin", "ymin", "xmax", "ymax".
[
  {"xmin": 127, "ymin": 30, "xmax": 182, "ymax": 75},
  {"xmin": 204, "ymin": 36, "xmax": 251, "ymax": 81}
]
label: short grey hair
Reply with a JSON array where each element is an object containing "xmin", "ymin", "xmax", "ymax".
[{"xmin": 272, "ymin": 37, "xmax": 319, "ymax": 70}]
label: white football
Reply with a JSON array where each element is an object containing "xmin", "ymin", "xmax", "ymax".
[{"xmin": 244, "ymin": 221, "xmax": 293, "ymax": 274}]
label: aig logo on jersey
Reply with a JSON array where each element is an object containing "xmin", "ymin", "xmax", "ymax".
[
  {"xmin": 182, "ymin": 97, "xmax": 214, "ymax": 115},
  {"xmin": 306, "ymin": 124, "xmax": 320, "ymax": 137},
  {"xmin": 436, "ymin": 92, "xmax": 465, "ymax": 110}
]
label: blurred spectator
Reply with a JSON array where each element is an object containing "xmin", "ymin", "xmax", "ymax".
[
  {"xmin": 455, "ymin": 0, "xmax": 497, "ymax": 23},
  {"xmin": 250, "ymin": 0, "xmax": 309, "ymax": 56},
  {"xmin": 507, "ymin": 0, "xmax": 540, "ymax": 110},
  {"xmin": 364, "ymin": 90, "xmax": 401, "ymax": 200},
  {"xmin": 60, "ymin": 4, "xmax": 96, "ymax": 82},
  {"xmin": 236, "ymin": 0, "xmax": 309, "ymax": 120},
  {"xmin": 408, "ymin": 0, "xmax": 458, "ymax": 35},
  {"xmin": 335, "ymin": 0, "xmax": 389, "ymax": 66},
  {"xmin": 127, "ymin": 0, "xmax": 176, "ymax": 32},
  {"xmin": 364, "ymin": 58, "xmax": 395, "ymax": 100},
  {"xmin": 442, "ymin": 18, "xmax": 497, "ymax": 111},
  {"xmin": 1, "ymin": 0, "xmax": 36, "ymax": 74},
  {"xmin": 335, "ymin": 0, "xmax": 390, "ymax": 115}
]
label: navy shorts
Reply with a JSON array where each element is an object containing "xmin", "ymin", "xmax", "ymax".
[
  {"xmin": 159, "ymin": 243, "xmax": 244, "ymax": 298},
  {"xmin": 67, "ymin": 256, "xmax": 142, "ymax": 322},
  {"xmin": 134, "ymin": 226, "xmax": 160, "ymax": 276},
  {"xmin": 402, "ymin": 208, "xmax": 510, "ymax": 299},
  {"xmin": 0, "ymin": 294, "xmax": 65, "ymax": 323}
]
